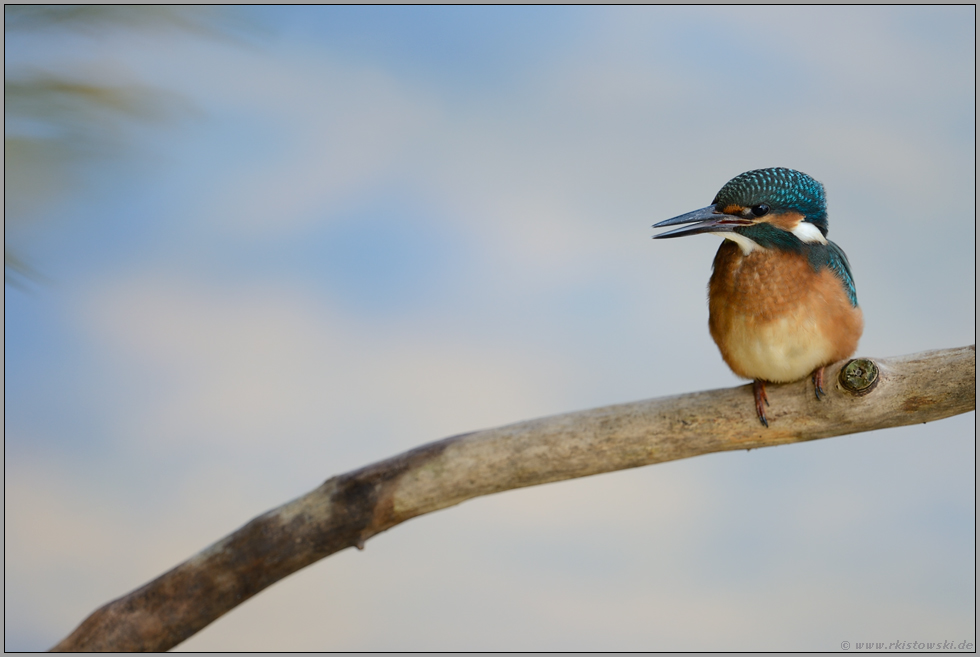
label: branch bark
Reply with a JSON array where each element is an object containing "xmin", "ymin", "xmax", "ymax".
[{"xmin": 51, "ymin": 345, "xmax": 976, "ymax": 652}]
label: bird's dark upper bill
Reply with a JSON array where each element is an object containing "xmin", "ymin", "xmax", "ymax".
[{"xmin": 652, "ymin": 205, "xmax": 753, "ymax": 239}]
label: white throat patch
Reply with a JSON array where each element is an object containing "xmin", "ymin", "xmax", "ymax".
[
  {"xmin": 712, "ymin": 231, "xmax": 762, "ymax": 255},
  {"xmin": 791, "ymin": 221, "xmax": 828, "ymax": 244}
]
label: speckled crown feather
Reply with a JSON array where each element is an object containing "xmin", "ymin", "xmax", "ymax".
[{"xmin": 713, "ymin": 167, "xmax": 828, "ymax": 235}]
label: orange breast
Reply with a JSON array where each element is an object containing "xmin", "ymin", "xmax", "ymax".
[{"xmin": 708, "ymin": 241, "xmax": 863, "ymax": 383}]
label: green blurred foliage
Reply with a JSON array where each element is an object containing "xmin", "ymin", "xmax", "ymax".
[
  {"xmin": 4, "ymin": 5, "xmax": 237, "ymax": 35},
  {"xmin": 4, "ymin": 5, "xmax": 250, "ymax": 286}
]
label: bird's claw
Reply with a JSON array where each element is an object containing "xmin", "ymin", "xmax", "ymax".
[
  {"xmin": 753, "ymin": 379, "xmax": 769, "ymax": 428},
  {"xmin": 812, "ymin": 367, "xmax": 826, "ymax": 401}
]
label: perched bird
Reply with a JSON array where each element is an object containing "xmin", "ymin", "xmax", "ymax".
[{"xmin": 652, "ymin": 167, "xmax": 863, "ymax": 427}]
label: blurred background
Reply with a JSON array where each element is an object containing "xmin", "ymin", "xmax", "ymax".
[{"xmin": 4, "ymin": 6, "xmax": 975, "ymax": 651}]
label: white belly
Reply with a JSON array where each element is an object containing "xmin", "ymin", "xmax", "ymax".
[{"xmin": 722, "ymin": 311, "xmax": 835, "ymax": 383}]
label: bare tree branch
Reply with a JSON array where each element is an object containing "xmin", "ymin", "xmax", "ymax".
[{"xmin": 50, "ymin": 345, "xmax": 976, "ymax": 652}]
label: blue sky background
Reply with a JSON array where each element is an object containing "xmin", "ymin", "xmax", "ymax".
[{"xmin": 5, "ymin": 6, "xmax": 975, "ymax": 651}]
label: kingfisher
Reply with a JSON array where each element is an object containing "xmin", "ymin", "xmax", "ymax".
[{"xmin": 652, "ymin": 167, "xmax": 863, "ymax": 427}]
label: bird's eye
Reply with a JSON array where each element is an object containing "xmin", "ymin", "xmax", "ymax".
[{"xmin": 751, "ymin": 204, "xmax": 770, "ymax": 217}]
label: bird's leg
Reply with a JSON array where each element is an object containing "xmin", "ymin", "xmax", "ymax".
[
  {"xmin": 812, "ymin": 366, "xmax": 826, "ymax": 401},
  {"xmin": 753, "ymin": 379, "xmax": 770, "ymax": 428}
]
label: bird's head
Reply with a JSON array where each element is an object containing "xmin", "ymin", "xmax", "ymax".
[{"xmin": 653, "ymin": 168, "xmax": 829, "ymax": 254}]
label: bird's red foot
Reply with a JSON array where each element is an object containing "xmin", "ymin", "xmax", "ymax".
[
  {"xmin": 812, "ymin": 366, "xmax": 826, "ymax": 401},
  {"xmin": 753, "ymin": 379, "xmax": 770, "ymax": 428}
]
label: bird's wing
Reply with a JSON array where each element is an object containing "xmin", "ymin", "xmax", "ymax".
[{"xmin": 826, "ymin": 240, "xmax": 858, "ymax": 307}]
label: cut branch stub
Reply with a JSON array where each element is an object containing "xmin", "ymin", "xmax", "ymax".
[{"xmin": 839, "ymin": 358, "xmax": 880, "ymax": 395}]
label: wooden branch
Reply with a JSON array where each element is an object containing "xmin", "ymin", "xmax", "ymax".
[{"xmin": 51, "ymin": 345, "xmax": 976, "ymax": 652}]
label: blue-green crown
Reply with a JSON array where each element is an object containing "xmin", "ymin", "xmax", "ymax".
[{"xmin": 713, "ymin": 167, "xmax": 829, "ymax": 236}]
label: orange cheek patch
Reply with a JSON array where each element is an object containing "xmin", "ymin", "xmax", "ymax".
[
  {"xmin": 721, "ymin": 204, "xmax": 744, "ymax": 215},
  {"xmin": 767, "ymin": 210, "xmax": 805, "ymax": 231}
]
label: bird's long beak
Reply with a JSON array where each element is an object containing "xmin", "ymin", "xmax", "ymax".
[{"xmin": 652, "ymin": 205, "xmax": 753, "ymax": 239}]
